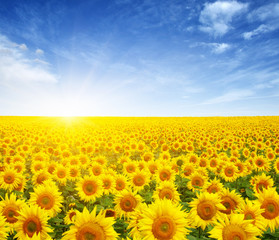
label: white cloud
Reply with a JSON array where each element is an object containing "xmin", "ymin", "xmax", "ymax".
[
  {"xmin": 202, "ymin": 89, "xmax": 254, "ymax": 105},
  {"xmin": 243, "ymin": 3, "xmax": 279, "ymax": 39},
  {"xmin": 191, "ymin": 42, "xmax": 231, "ymax": 54},
  {"xmin": 243, "ymin": 24, "xmax": 276, "ymax": 39},
  {"xmin": 199, "ymin": 1, "xmax": 248, "ymax": 36},
  {"xmin": 36, "ymin": 48, "xmax": 44, "ymax": 55},
  {"xmin": 19, "ymin": 43, "xmax": 28, "ymax": 51},
  {"xmin": 0, "ymin": 35, "xmax": 57, "ymax": 84}
]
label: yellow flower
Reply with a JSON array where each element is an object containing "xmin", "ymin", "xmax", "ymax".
[
  {"xmin": 237, "ymin": 199, "xmax": 266, "ymax": 232},
  {"xmin": 64, "ymin": 209, "xmax": 78, "ymax": 225},
  {"xmin": 189, "ymin": 192, "xmax": 226, "ymax": 230},
  {"xmin": 187, "ymin": 172, "xmax": 208, "ymax": 191},
  {"xmin": 138, "ymin": 199, "xmax": 190, "ymax": 240},
  {"xmin": 256, "ymin": 187, "xmax": 279, "ymax": 232},
  {"xmin": 100, "ymin": 174, "xmax": 116, "ymax": 195},
  {"xmin": 218, "ymin": 188, "xmax": 244, "ymax": 215},
  {"xmin": 153, "ymin": 181, "xmax": 180, "ymax": 204},
  {"xmin": 29, "ymin": 182, "xmax": 63, "ymax": 218},
  {"xmin": 130, "ymin": 169, "xmax": 150, "ymax": 192},
  {"xmin": 76, "ymin": 175, "xmax": 103, "ymax": 202},
  {"xmin": 0, "ymin": 166, "xmax": 21, "ymax": 191},
  {"xmin": 0, "ymin": 193, "xmax": 27, "ymax": 231},
  {"xmin": 62, "ymin": 207, "xmax": 118, "ymax": 240},
  {"xmin": 209, "ymin": 214, "xmax": 261, "ymax": 240},
  {"xmin": 111, "ymin": 174, "xmax": 127, "ymax": 193},
  {"xmin": 14, "ymin": 204, "xmax": 52, "ymax": 240},
  {"xmin": 203, "ymin": 177, "xmax": 224, "ymax": 194},
  {"xmin": 114, "ymin": 189, "xmax": 142, "ymax": 219}
]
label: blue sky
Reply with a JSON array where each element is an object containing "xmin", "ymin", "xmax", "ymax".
[{"xmin": 0, "ymin": 0, "xmax": 278, "ymax": 116}]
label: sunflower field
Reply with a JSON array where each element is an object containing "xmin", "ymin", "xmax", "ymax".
[{"xmin": 1, "ymin": 116, "xmax": 279, "ymax": 240}]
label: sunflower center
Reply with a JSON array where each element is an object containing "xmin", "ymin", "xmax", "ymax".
[
  {"xmin": 70, "ymin": 169, "xmax": 78, "ymax": 177},
  {"xmin": 127, "ymin": 165, "xmax": 135, "ymax": 173},
  {"xmin": 4, "ymin": 174, "xmax": 15, "ymax": 184},
  {"xmin": 207, "ymin": 185, "xmax": 218, "ymax": 194},
  {"xmin": 197, "ymin": 200, "xmax": 217, "ymax": 220},
  {"xmin": 192, "ymin": 176, "xmax": 204, "ymax": 188},
  {"xmin": 261, "ymin": 199, "xmax": 279, "ymax": 219},
  {"xmin": 222, "ymin": 224, "xmax": 247, "ymax": 240},
  {"xmin": 159, "ymin": 170, "xmax": 171, "ymax": 181},
  {"xmin": 256, "ymin": 160, "xmax": 263, "ymax": 167},
  {"xmin": 83, "ymin": 181, "xmax": 97, "ymax": 196},
  {"xmin": 103, "ymin": 180, "xmax": 111, "ymax": 189},
  {"xmin": 58, "ymin": 170, "xmax": 66, "ymax": 178},
  {"xmin": 221, "ymin": 196, "xmax": 236, "ymax": 214},
  {"xmin": 37, "ymin": 174, "xmax": 47, "ymax": 184},
  {"xmin": 116, "ymin": 180, "xmax": 125, "ymax": 191},
  {"xmin": 133, "ymin": 175, "xmax": 145, "ymax": 186},
  {"xmin": 23, "ymin": 217, "xmax": 42, "ymax": 237},
  {"xmin": 244, "ymin": 212, "xmax": 254, "ymax": 221},
  {"xmin": 225, "ymin": 168, "xmax": 234, "ymax": 177},
  {"xmin": 3, "ymin": 206, "xmax": 19, "ymax": 223},
  {"xmin": 120, "ymin": 195, "xmax": 137, "ymax": 212},
  {"xmin": 37, "ymin": 194, "xmax": 54, "ymax": 210},
  {"xmin": 184, "ymin": 167, "xmax": 193, "ymax": 176},
  {"xmin": 256, "ymin": 182, "xmax": 267, "ymax": 192},
  {"xmin": 76, "ymin": 223, "xmax": 105, "ymax": 240},
  {"xmin": 152, "ymin": 216, "xmax": 176, "ymax": 240},
  {"xmin": 159, "ymin": 188, "xmax": 173, "ymax": 200}
]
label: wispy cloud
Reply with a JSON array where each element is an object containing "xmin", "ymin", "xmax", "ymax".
[
  {"xmin": 35, "ymin": 48, "xmax": 44, "ymax": 55},
  {"xmin": 0, "ymin": 34, "xmax": 57, "ymax": 85},
  {"xmin": 191, "ymin": 42, "xmax": 231, "ymax": 54},
  {"xmin": 243, "ymin": 3, "xmax": 279, "ymax": 39},
  {"xmin": 199, "ymin": 1, "xmax": 248, "ymax": 36},
  {"xmin": 202, "ymin": 89, "xmax": 254, "ymax": 105}
]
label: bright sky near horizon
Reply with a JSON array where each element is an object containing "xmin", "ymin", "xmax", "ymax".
[{"xmin": 0, "ymin": 0, "xmax": 278, "ymax": 117}]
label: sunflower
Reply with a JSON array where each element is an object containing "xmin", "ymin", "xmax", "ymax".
[
  {"xmin": 62, "ymin": 207, "xmax": 118, "ymax": 240},
  {"xmin": 253, "ymin": 156, "xmax": 270, "ymax": 172},
  {"xmin": 187, "ymin": 172, "xmax": 208, "ymax": 191},
  {"xmin": 237, "ymin": 199, "xmax": 266, "ymax": 231},
  {"xmin": 130, "ymin": 169, "xmax": 150, "ymax": 192},
  {"xmin": 14, "ymin": 204, "xmax": 52, "ymax": 240},
  {"xmin": 100, "ymin": 174, "xmax": 116, "ymax": 195},
  {"xmin": 0, "ymin": 166, "xmax": 21, "ymax": 191},
  {"xmin": 0, "ymin": 214, "xmax": 8, "ymax": 240},
  {"xmin": 76, "ymin": 175, "xmax": 103, "ymax": 202},
  {"xmin": 189, "ymin": 192, "xmax": 226, "ymax": 230},
  {"xmin": 181, "ymin": 162, "xmax": 196, "ymax": 178},
  {"xmin": 138, "ymin": 199, "xmax": 190, "ymax": 240},
  {"xmin": 203, "ymin": 177, "xmax": 224, "ymax": 194},
  {"xmin": 256, "ymin": 187, "xmax": 279, "ymax": 232},
  {"xmin": 68, "ymin": 166, "xmax": 80, "ymax": 182},
  {"xmin": 114, "ymin": 174, "xmax": 129, "ymax": 193},
  {"xmin": 218, "ymin": 188, "xmax": 244, "ymax": 215},
  {"xmin": 29, "ymin": 182, "xmax": 63, "ymax": 218},
  {"xmin": 220, "ymin": 163, "xmax": 239, "ymax": 182},
  {"xmin": 209, "ymin": 213, "xmax": 261, "ymax": 240},
  {"xmin": 90, "ymin": 162, "xmax": 103, "ymax": 177},
  {"xmin": 123, "ymin": 161, "xmax": 137, "ymax": 175},
  {"xmin": 0, "ymin": 193, "xmax": 27, "ymax": 231},
  {"xmin": 251, "ymin": 173, "xmax": 274, "ymax": 194},
  {"xmin": 147, "ymin": 160, "xmax": 158, "ymax": 176},
  {"xmin": 32, "ymin": 170, "xmax": 51, "ymax": 186},
  {"xmin": 156, "ymin": 164, "xmax": 176, "ymax": 183},
  {"xmin": 64, "ymin": 209, "xmax": 78, "ymax": 225},
  {"xmin": 153, "ymin": 181, "xmax": 180, "ymax": 204},
  {"xmin": 114, "ymin": 189, "xmax": 143, "ymax": 219},
  {"xmin": 128, "ymin": 203, "xmax": 147, "ymax": 239},
  {"xmin": 53, "ymin": 164, "xmax": 69, "ymax": 186}
]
